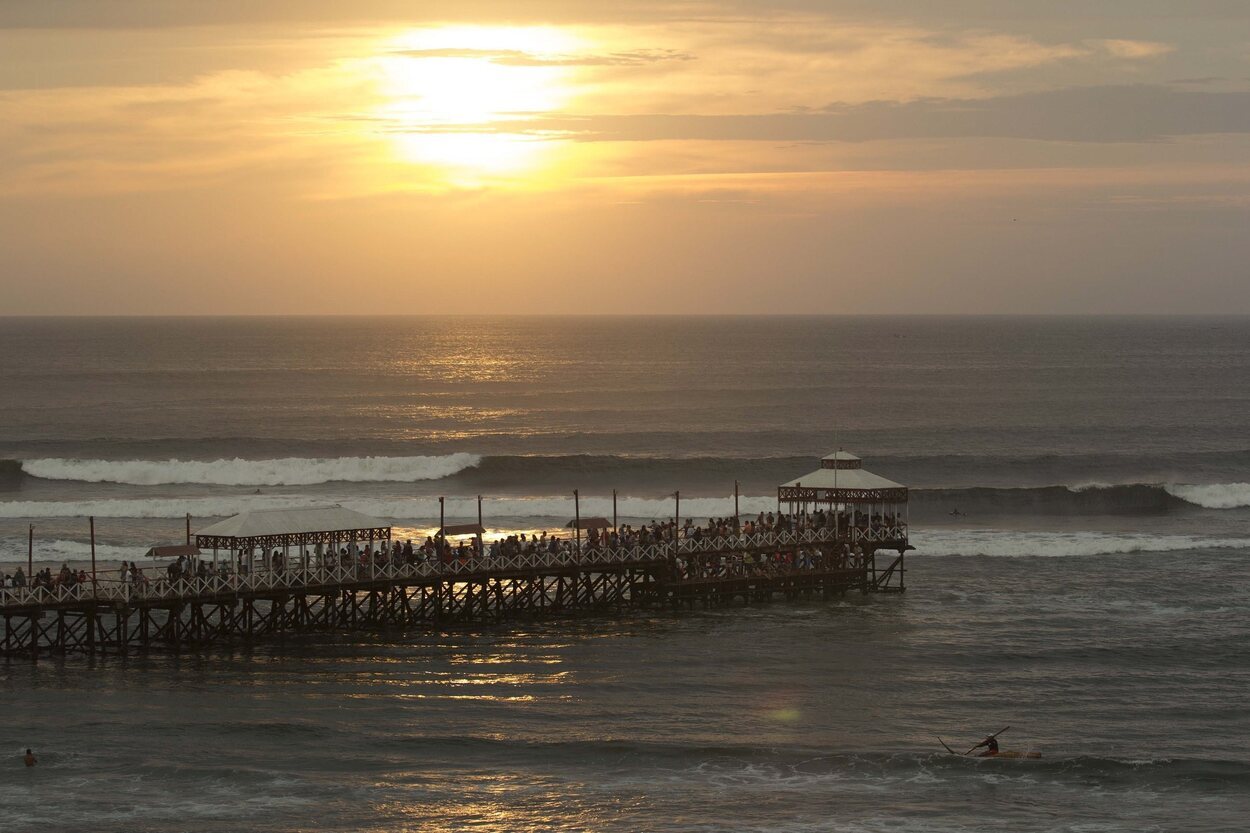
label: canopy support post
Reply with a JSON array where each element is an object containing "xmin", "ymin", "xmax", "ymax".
[
  {"xmin": 89, "ymin": 516, "xmax": 97, "ymax": 590},
  {"xmin": 674, "ymin": 490, "xmax": 680, "ymax": 553}
]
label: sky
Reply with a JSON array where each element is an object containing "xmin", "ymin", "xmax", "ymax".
[{"xmin": 2, "ymin": 1, "xmax": 1249, "ymax": 314}]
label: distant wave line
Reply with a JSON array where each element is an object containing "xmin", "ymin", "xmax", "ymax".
[
  {"xmin": 2, "ymin": 483, "xmax": 1249, "ymax": 520},
  {"xmin": 914, "ymin": 530, "xmax": 1250, "ymax": 558},
  {"xmin": 18, "ymin": 454, "xmax": 482, "ymax": 486},
  {"xmin": 0, "ymin": 494, "xmax": 779, "ymax": 521}
]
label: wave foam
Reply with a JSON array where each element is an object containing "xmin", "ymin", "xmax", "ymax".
[
  {"xmin": 1164, "ymin": 482, "xmax": 1250, "ymax": 510},
  {"xmin": 915, "ymin": 530, "xmax": 1250, "ymax": 558},
  {"xmin": 20, "ymin": 454, "xmax": 481, "ymax": 486},
  {"xmin": 0, "ymin": 539, "xmax": 137, "ymax": 567},
  {"xmin": 6, "ymin": 525, "xmax": 1248, "ymax": 564},
  {"xmin": 0, "ymin": 494, "xmax": 779, "ymax": 521}
]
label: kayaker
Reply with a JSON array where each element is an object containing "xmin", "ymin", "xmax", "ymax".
[{"xmin": 973, "ymin": 735, "xmax": 999, "ymax": 756}]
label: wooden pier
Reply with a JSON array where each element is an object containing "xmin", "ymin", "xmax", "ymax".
[
  {"xmin": 2, "ymin": 450, "xmax": 911, "ymax": 658},
  {"xmin": 0, "ymin": 527, "xmax": 906, "ymax": 658}
]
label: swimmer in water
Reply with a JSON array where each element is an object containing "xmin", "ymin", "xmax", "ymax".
[{"xmin": 24, "ymin": 748, "xmax": 36, "ymax": 767}]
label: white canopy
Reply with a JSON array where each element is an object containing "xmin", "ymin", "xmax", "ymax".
[
  {"xmin": 196, "ymin": 506, "xmax": 386, "ymax": 539},
  {"xmin": 780, "ymin": 467, "xmax": 905, "ymax": 491},
  {"xmin": 778, "ymin": 449, "xmax": 908, "ymax": 505}
]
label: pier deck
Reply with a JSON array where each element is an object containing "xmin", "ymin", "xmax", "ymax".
[{"xmin": 1, "ymin": 526, "xmax": 906, "ymax": 658}]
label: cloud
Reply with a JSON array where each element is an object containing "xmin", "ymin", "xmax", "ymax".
[
  {"xmin": 449, "ymin": 85, "xmax": 1250, "ymax": 144},
  {"xmin": 1095, "ymin": 39, "xmax": 1175, "ymax": 59},
  {"xmin": 389, "ymin": 47, "xmax": 695, "ymax": 67},
  {"xmin": 1168, "ymin": 76, "xmax": 1226, "ymax": 86}
]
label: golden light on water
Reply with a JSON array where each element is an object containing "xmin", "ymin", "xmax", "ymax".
[
  {"xmin": 370, "ymin": 26, "xmax": 581, "ymax": 184},
  {"xmin": 769, "ymin": 707, "xmax": 802, "ymax": 723}
]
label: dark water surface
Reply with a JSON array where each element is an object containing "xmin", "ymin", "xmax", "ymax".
[
  {"xmin": 2, "ymin": 316, "xmax": 1249, "ymax": 831},
  {"xmin": 4, "ymin": 552, "xmax": 1248, "ymax": 833}
]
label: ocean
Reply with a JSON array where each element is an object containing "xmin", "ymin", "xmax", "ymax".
[{"xmin": 1, "ymin": 315, "xmax": 1248, "ymax": 832}]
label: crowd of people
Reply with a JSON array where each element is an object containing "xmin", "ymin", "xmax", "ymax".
[
  {"xmin": 584, "ymin": 508, "xmax": 902, "ymax": 549},
  {"xmin": 674, "ymin": 546, "xmax": 852, "ymax": 581},
  {"xmin": 2, "ymin": 509, "xmax": 904, "ymax": 602},
  {"xmin": 0, "ymin": 564, "xmax": 91, "ymax": 592}
]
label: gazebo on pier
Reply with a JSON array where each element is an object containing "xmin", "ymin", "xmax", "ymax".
[
  {"xmin": 777, "ymin": 451, "xmax": 908, "ymax": 541},
  {"xmin": 195, "ymin": 506, "xmax": 392, "ymax": 570}
]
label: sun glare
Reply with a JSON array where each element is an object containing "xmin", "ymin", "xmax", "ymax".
[{"xmin": 369, "ymin": 26, "xmax": 581, "ymax": 184}]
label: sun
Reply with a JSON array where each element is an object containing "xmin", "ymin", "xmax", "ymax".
[{"xmin": 369, "ymin": 26, "xmax": 581, "ymax": 182}]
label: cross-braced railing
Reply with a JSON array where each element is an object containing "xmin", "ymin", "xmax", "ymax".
[{"xmin": 1, "ymin": 526, "xmax": 905, "ymax": 610}]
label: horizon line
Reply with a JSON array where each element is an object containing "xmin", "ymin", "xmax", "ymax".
[{"xmin": 3, "ymin": 312, "xmax": 1249, "ymax": 319}]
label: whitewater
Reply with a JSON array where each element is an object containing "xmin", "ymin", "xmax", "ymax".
[
  {"xmin": 20, "ymin": 453, "xmax": 482, "ymax": 486},
  {"xmin": 9, "ymin": 530, "xmax": 1250, "ymax": 566}
]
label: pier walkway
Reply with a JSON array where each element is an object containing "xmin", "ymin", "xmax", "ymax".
[{"xmin": 0, "ymin": 525, "xmax": 907, "ymax": 658}]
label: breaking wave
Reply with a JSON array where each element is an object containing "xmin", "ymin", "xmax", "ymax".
[
  {"xmin": 12, "ymin": 454, "xmax": 1250, "ymax": 514},
  {"xmin": 19, "ymin": 454, "xmax": 482, "ymax": 486},
  {"xmin": 10, "ymin": 450, "xmax": 1250, "ymax": 515},
  {"xmin": 910, "ymin": 483, "xmax": 1250, "ymax": 516},
  {"xmin": 914, "ymin": 530, "xmax": 1250, "ymax": 558},
  {"xmin": 2, "ymin": 485, "xmax": 1248, "ymax": 526},
  {"xmin": 0, "ymin": 538, "xmax": 137, "ymax": 565},
  {"xmin": 1164, "ymin": 482, "xmax": 1250, "ymax": 510},
  {"xmin": 0, "ymin": 494, "xmax": 779, "ymax": 522}
]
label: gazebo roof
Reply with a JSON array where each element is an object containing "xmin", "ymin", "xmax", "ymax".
[
  {"xmin": 819, "ymin": 449, "xmax": 863, "ymax": 470},
  {"xmin": 143, "ymin": 544, "xmax": 201, "ymax": 560},
  {"xmin": 566, "ymin": 516, "xmax": 613, "ymax": 530},
  {"xmin": 779, "ymin": 450, "xmax": 907, "ymax": 503},
  {"xmin": 196, "ymin": 506, "xmax": 388, "ymax": 541},
  {"xmin": 441, "ymin": 523, "xmax": 486, "ymax": 537},
  {"xmin": 780, "ymin": 467, "xmax": 904, "ymax": 491}
]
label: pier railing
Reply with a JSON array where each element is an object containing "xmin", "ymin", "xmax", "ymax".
[
  {"xmin": 1, "ymin": 543, "xmax": 668, "ymax": 608},
  {"xmin": 671, "ymin": 524, "xmax": 905, "ymax": 553},
  {"xmin": 1, "ymin": 525, "xmax": 906, "ymax": 611}
]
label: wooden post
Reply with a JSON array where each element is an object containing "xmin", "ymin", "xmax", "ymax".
[
  {"xmin": 672, "ymin": 490, "xmax": 681, "ymax": 571},
  {"xmin": 612, "ymin": 489, "xmax": 618, "ymax": 530},
  {"xmin": 573, "ymin": 489, "xmax": 581, "ymax": 555},
  {"xmin": 734, "ymin": 481, "xmax": 740, "ymax": 531},
  {"xmin": 185, "ymin": 513, "xmax": 191, "ymax": 545},
  {"xmin": 89, "ymin": 515, "xmax": 97, "ymax": 589},
  {"xmin": 27, "ymin": 524, "xmax": 33, "ymax": 576},
  {"xmin": 674, "ymin": 490, "xmax": 680, "ymax": 546}
]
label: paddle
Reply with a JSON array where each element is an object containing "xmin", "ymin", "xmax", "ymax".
[
  {"xmin": 937, "ymin": 737, "xmax": 959, "ymax": 755},
  {"xmin": 963, "ymin": 725, "xmax": 1010, "ymax": 756}
]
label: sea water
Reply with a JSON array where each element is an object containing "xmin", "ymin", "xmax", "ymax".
[{"xmin": 1, "ymin": 316, "xmax": 1247, "ymax": 832}]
